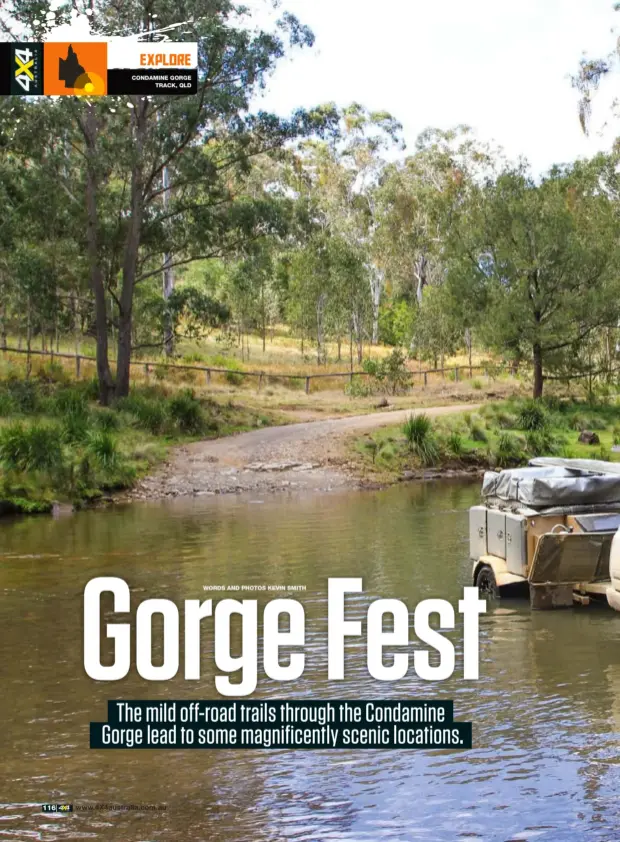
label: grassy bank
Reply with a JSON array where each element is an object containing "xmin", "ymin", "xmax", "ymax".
[
  {"xmin": 0, "ymin": 362, "xmax": 278, "ymax": 515},
  {"xmin": 351, "ymin": 396, "xmax": 620, "ymax": 483}
]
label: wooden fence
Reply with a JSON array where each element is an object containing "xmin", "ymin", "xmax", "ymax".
[{"xmin": 0, "ymin": 345, "xmax": 515, "ymax": 394}]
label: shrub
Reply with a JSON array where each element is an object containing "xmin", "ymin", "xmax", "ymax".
[
  {"xmin": 362, "ymin": 358, "xmax": 380, "ymax": 378},
  {"xmin": 447, "ymin": 431, "xmax": 464, "ymax": 458},
  {"xmin": 5, "ymin": 380, "xmax": 40, "ymax": 414},
  {"xmin": 471, "ymin": 379, "xmax": 483, "ymax": 390},
  {"xmin": 344, "ymin": 378, "xmax": 374, "ymax": 398},
  {"xmin": 93, "ymin": 408, "xmax": 120, "ymax": 432},
  {"xmin": 36, "ymin": 360, "xmax": 69, "ymax": 385},
  {"xmin": 0, "ymin": 390, "xmax": 16, "ymax": 416},
  {"xmin": 496, "ymin": 411, "xmax": 518, "ymax": 430},
  {"xmin": 595, "ymin": 445, "xmax": 611, "ymax": 462},
  {"xmin": 364, "ymin": 437, "xmax": 379, "ymax": 464},
  {"xmin": 470, "ymin": 423, "xmax": 488, "ymax": 443},
  {"xmin": 169, "ymin": 389, "xmax": 204, "ymax": 434},
  {"xmin": 86, "ymin": 431, "xmax": 119, "ymax": 469},
  {"xmin": 225, "ymin": 370, "xmax": 244, "ymax": 386},
  {"xmin": 516, "ymin": 400, "xmax": 548, "ymax": 431},
  {"xmin": 526, "ymin": 429, "xmax": 559, "ymax": 457},
  {"xmin": 61, "ymin": 408, "xmax": 91, "ymax": 443},
  {"xmin": 495, "ymin": 433, "xmax": 524, "ymax": 468},
  {"xmin": 52, "ymin": 388, "xmax": 89, "ymax": 416},
  {"xmin": 364, "ymin": 350, "xmax": 410, "ymax": 395},
  {"xmin": 83, "ymin": 377, "xmax": 100, "ymax": 401},
  {"xmin": 0, "ymin": 422, "xmax": 63, "ymax": 472},
  {"xmin": 117, "ymin": 395, "xmax": 169, "ymax": 434},
  {"xmin": 415, "ymin": 436, "xmax": 441, "ymax": 467},
  {"xmin": 542, "ymin": 395, "xmax": 564, "ymax": 412},
  {"xmin": 402, "ymin": 414, "xmax": 432, "ymax": 451},
  {"xmin": 401, "ymin": 413, "xmax": 440, "ymax": 465}
]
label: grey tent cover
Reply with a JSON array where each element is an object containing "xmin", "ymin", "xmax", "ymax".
[{"xmin": 482, "ymin": 461, "xmax": 620, "ymax": 507}]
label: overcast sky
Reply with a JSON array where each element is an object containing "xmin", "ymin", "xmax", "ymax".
[{"xmin": 252, "ymin": 0, "xmax": 620, "ymax": 173}]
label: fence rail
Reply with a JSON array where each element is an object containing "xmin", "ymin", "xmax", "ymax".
[{"xmin": 0, "ymin": 345, "xmax": 516, "ymax": 394}]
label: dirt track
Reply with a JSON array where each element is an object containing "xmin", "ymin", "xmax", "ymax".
[{"xmin": 131, "ymin": 404, "xmax": 481, "ymax": 499}]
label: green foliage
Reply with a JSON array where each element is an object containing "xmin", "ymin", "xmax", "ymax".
[
  {"xmin": 447, "ymin": 431, "xmax": 464, "ymax": 458},
  {"xmin": 402, "ymin": 414, "xmax": 432, "ymax": 451},
  {"xmin": 0, "ymin": 391, "xmax": 16, "ymax": 416},
  {"xmin": 344, "ymin": 378, "xmax": 373, "ymax": 398},
  {"xmin": 117, "ymin": 395, "xmax": 169, "ymax": 435},
  {"xmin": 495, "ymin": 433, "xmax": 525, "ymax": 468},
  {"xmin": 401, "ymin": 413, "xmax": 440, "ymax": 465},
  {"xmin": 569, "ymin": 412, "xmax": 607, "ymax": 431},
  {"xmin": 169, "ymin": 390, "xmax": 205, "ymax": 434},
  {"xmin": 525, "ymin": 429, "xmax": 560, "ymax": 457},
  {"xmin": 516, "ymin": 400, "xmax": 549, "ymax": 431},
  {"xmin": 364, "ymin": 349, "xmax": 411, "ymax": 395},
  {"xmin": 3, "ymin": 380, "xmax": 40, "ymax": 414},
  {"xmin": 444, "ymin": 161, "xmax": 620, "ymax": 399},
  {"xmin": 94, "ymin": 408, "xmax": 120, "ymax": 432},
  {"xmin": 378, "ymin": 300, "xmax": 415, "ymax": 347},
  {"xmin": 471, "ymin": 379, "xmax": 483, "ymax": 390},
  {"xmin": 469, "ymin": 422, "xmax": 488, "ymax": 443},
  {"xmin": 415, "ymin": 436, "xmax": 441, "ymax": 467},
  {"xmin": 86, "ymin": 431, "xmax": 119, "ymax": 470},
  {"xmin": 364, "ymin": 437, "xmax": 379, "ymax": 464},
  {"xmin": 0, "ymin": 422, "xmax": 63, "ymax": 472},
  {"xmin": 36, "ymin": 361, "xmax": 70, "ymax": 385}
]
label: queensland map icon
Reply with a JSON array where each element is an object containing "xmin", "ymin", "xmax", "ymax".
[{"xmin": 58, "ymin": 44, "xmax": 91, "ymax": 89}]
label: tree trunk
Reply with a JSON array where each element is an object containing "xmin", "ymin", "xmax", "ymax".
[
  {"xmin": 414, "ymin": 254, "xmax": 428, "ymax": 304},
  {"xmin": 82, "ymin": 105, "xmax": 115, "ymax": 405},
  {"xmin": 26, "ymin": 299, "xmax": 32, "ymax": 379},
  {"xmin": 261, "ymin": 284, "xmax": 266, "ymax": 353},
  {"xmin": 162, "ymin": 158, "xmax": 174, "ymax": 357},
  {"xmin": 0, "ymin": 305, "xmax": 6, "ymax": 349},
  {"xmin": 533, "ymin": 342, "xmax": 544, "ymax": 399},
  {"xmin": 162, "ymin": 255, "xmax": 174, "ymax": 357},
  {"xmin": 116, "ymin": 99, "xmax": 148, "ymax": 399},
  {"xmin": 369, "ymin": 266, "xmax": 383, "ymax": 345}
]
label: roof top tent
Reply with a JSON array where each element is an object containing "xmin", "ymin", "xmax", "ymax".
[{"xmin": 470, "ymin": 458, "xmax": 620, "ymax": 610}]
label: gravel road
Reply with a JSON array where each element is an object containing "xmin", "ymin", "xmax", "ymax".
[{"xmin": 131, "ymin": 403, "xmax": 481, "ymax": 499}]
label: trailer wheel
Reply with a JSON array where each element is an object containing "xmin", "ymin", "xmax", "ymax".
[{"xmin": 475, "ymin": 564, "xmax": 499, "ymax": 599}]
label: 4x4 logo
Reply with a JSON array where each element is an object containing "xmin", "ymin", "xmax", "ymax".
[{"xmin": 14, "ymin": 47, "xmax": 34, "ymax": 91}]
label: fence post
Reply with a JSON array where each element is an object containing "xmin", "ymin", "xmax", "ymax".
[
  {"xmin": 423, "ymin": 371, "xmax": 428, "ymax": 387},
  {"xmin": 205, "ymin": 369, "xmax": 211, "ymax": 384},
  {"xmin": 75, "ymin": 355, "xmax": 81, "ymax": 379},
  {"xmin": 258, "ymin": 373, "xmax": 263, "ymax": 391},
  {"xmin": 469, "ymin": 365, "xmax": 473, "ymax": 379},
  {"xmin": 305, "ymin": 376, "xmax": 310, "ymax": 395},
  {"xmin": 454, "ymin": 366, "xmax": 459, "ymax": 382},
  {"xmin": 349, "ymin": 372, "xmax": 354, "ymax": 384}
]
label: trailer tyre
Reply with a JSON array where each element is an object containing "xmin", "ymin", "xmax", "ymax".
[{"xmin": 475, "ymin": 564, "xmax": 499, "ymax": 599}]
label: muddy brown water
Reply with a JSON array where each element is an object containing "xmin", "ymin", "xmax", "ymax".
[{"xmin": 2, "ymin": 481, "xmax": 620, "ymax": 841}]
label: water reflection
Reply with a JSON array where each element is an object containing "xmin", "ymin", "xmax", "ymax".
[{"xmin": 2, "ymin": 481, "xmax": 620, "ymax": 841}]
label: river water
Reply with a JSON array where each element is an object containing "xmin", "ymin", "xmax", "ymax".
[{"xmin": 2, "ymin": 481, "xmax": 620, "ymax": 842}]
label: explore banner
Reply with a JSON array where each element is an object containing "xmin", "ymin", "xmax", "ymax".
[{"xmin": 0, "ymin": 41, "xmax": 198, "ymax": 95}]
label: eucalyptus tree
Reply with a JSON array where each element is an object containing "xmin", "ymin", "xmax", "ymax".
[
  {"xmin": 6, "ymin": 0, "xmax": 337, "ymax": 403},
  {"xmin": 291, "ymin": 105, "xmax": 403, "ymax": 346},
  {"xmin": 444, "ymin": 159, "xmax": 620, "ymax": 398}
]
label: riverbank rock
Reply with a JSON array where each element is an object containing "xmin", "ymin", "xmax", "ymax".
[
  {"xmin": 375, "ymin": 397, "xmax": 389, "ymax": 409},
  {"xmin": 578, "ymin": 430, "xmax": 600, "ymax": 445}
]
